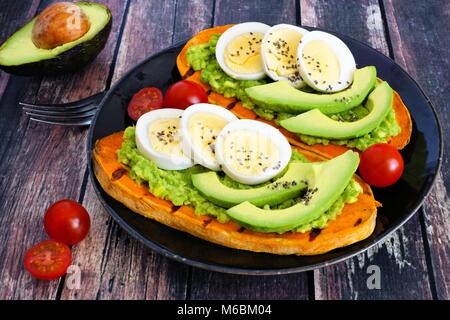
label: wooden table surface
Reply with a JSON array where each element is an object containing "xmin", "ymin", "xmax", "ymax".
[{"xmin": 0, "ymin": 0, "xmax": 448, "ymax": 300}]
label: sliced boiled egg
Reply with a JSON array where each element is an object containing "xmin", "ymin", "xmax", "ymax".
[
  {"xmin": 180, "ymin": 103, "xmax": 238, "ymax": 171},
  {"xmin": 135, "ymin": 109, "xmax": 194, "ymax": 170},
  {"xmin": 215, "ymin": 22, "xmax": 270, "ymax": 80},
  {"xmin": 215, "ymin": 119, "xmax": 292, "ymax": 185},
  {"xmin": 297, "ymin": 31, "xmax": 356, "ymax": 92},
  {"xmin": 261, "ymin": 24, "xmax": 309, "ymax": 88}
]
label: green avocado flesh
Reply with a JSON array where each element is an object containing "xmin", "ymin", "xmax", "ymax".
[
  {"xmin": 118, "ymin": 127, "xmax": 362, "ymax": 233},
  {"xmin": 227, "ymin": 151, "xmax": 360, "ymax": 233},
  {"xmin": 0, "ymin": 2, "xmax": 111, "ymax": 69},
  {"xmin": 280, "ymin": 82, "xmax": 393, "ymax": 139},
  {"xmin": 192, "ymin": 162, "xmax": 309, "ymax": 208},
  {"xmin": 186, "ymin": 37, "xmax": 400, "ymax": 150},
  {"xmin": 245, "ymin": 67, "xmax": 377, "ymax": 115}
]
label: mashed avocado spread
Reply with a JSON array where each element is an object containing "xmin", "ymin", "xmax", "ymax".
[
  {"xmin": 118, "ymin": 127, "xmax": 361, "ymax": 233},
  {"xmin": 186, "ymin": 34, "xmax": 400, "ymax": 151},
  {"xmin": 187, "ymin": 35, "xmax": 267, "ymax": 109}
]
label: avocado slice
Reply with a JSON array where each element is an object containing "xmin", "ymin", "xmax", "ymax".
[
  {"xmin": 245, "ymin": 66, "xmax": 377, "ymax": 114},
  {"xmin": 192, "ymin": 162, "xmax": 309, "ymax": 208},
  {"xmin": 226, "ymin": 151, "xmax": 359, "ymax": 233},
  {"xmin": 0, "ymin": 2, "xmax": 112, "ymax": 76},
  {"xmin": 279, "ymin": 81, "xmax": 393, "ymax": 139}
]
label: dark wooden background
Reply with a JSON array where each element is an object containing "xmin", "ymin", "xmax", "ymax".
[{"xmin": 0, "ymin": 0, "xmax": 448, "ymax": 300}]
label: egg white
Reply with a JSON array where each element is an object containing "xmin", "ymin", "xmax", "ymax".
[
  {"xmin": 215, "ymin": 119, "xmax": 292, "ymax": 185},
  {"xmin": 297, "ymin": 30, "xmax": 356, "ymax": 92},
  {"xmin": 135, "ymin": 109, "xmax": 194, "ymax": 171},
  {"xmin": 180, "ymin": 103, "xmax": 238, "ymax": 171},
  {"xmin": 215, "ymin": 22, "xmax": 270, "ymax": 80},
  {"xmin": 261, "ymin": 24, "xmax": 309, "ymax": 88}
]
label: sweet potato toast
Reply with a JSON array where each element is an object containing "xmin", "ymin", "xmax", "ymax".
[
  {"xmin": 93, "ymin": 132, "xmax": 379, "ymax": 255},
  {"xmin": 176, "ymin": 25, "xmax": 412, "ymax": 158}
]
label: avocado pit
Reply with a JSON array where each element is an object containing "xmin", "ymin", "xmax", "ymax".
[{"xmin": 32, "ymin": 2, "xmax": 90, "ymax": 49}]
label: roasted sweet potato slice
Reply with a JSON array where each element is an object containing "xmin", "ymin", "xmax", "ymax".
[
  {"xmin": 176, "ymin": 24, "xmax": 234, "ymax": 78},
  {"xmin": 93, "ymin": 132, "xmax": 378, "ymax": 255},
  {"xmin": 176, "ymin": 26, "xmax": 413, "ymax": 158},
  {"xmin": 388, "ymin": 91, "xmax": 413, "ymax": 149}
]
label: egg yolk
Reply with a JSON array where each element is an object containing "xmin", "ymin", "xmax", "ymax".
[
  {"xmin": 301, "ymin": 40, "xmax": 340, "ymax": 88},
  {"xmin": 264, "ymin": 29, "xmax": 303, "ymax": 83},
  {"xmin": 148, "ymin": 119, "xmax": 184, "ymax": 157},
  {"xmin": 224, "ymin": 32, "xmax": 264, "ymax": 74},
  {"xmin": 222, "ymin": 130, "xmax": 280, "ymax": 176},
  {"xmin": 188, "ymin": 112, "xmax": 229, "ymax": 161}
]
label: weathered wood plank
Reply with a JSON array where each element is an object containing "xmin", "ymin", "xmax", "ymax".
[
  {"xmin": 314, "ymin": 215, "xmax": 432, "ymax": 299},
  {"xmin": 190, "ymin": 271, "xmax": 309, "ymax": 300},
  {"xmin": 0, "ymin": 0, "xmax": 127, "ymax": 299},
  {"xmin": 60, "ymin": 181, "xmax": 188, "ymax": 299},
  {"xmin": 173, "ymin": 0, "xmax": 214, "ymax": 43},
  {"xmin": 213, "ymin": 0, "xmax": 297, "ymax": 26},
  {"xmin": 0, "ymin": 0, "xmax": 40, "ymax": 98},
  {"xmin": 300, "ymin": 0, "xmax": 434, "ymax": 299},
  {"xmin": 0, "ymin": 0, "xmax": 56, "ymax": 300},
  {"xmin": 301, "ymin": 0, "xmax": 389, "ymax": 56},
  {"xmin": 0, "ymin": 0, "xmax": 40, "ymax": 43},
  {"xmin": 422, "ymin": 174, "xmax": 450, "ymax": 299},
  {"xmin": 61, "ymin": 0, "xmax": 216, "ymax": 299},
  {"xmin": 0, "ymin": 121, "xmax": 88, "ymax": 299},
  {"xmin": 189, "ymin": 0, "xmax": 310, "ymax": 300},
  {"xmin": 0, "ymin": 0, "xmax": 43, "ymax": 164},
  {"xmin": 112, "ymin": 0, "xmax": 176, "ymax": 83},
  {"xmin": 383, "ymin": 0, "xmax": 450, "ymax": 299}
]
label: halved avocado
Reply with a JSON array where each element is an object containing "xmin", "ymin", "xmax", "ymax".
[{"xmin": 0, "ymin": 2, "xmax": 112, "ymax": 76}]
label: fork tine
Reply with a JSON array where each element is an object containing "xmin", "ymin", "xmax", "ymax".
[
  {"xmin": 19, "ymin": 91, "xmax": 105, "ymax": 110},
  {"xmin": 29, "ymin": 117, "xmax": 93, "ymax": 126},
  {"xmin": 25, "ymin": 108, "xmax": 97, "ymax": 120},
  {"xmin": 22, "ymin": 103, "xmax": 98, "ymax": 115}
]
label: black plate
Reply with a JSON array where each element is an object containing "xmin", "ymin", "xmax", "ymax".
[{"xmin": 87, "ymin": 27, "xmax": 442, "ymax": 275}]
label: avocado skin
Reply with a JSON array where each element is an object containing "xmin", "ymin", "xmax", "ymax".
[{"xmin": 0, "ymin": 13, "xmax": 112, "ymax": 76}]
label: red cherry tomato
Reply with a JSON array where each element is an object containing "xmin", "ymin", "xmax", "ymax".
[
  {"xmin": 24, "ymin": 240, "xmax": 72, "ymax": 280},
  {"xmin": 44, "ymin": 199, "xmax": 91, "ymax": 245},
  {"xmin": 359, "ymin": 143, "xmax": 404, "ymax": 187},
  {"xmin": 163, "ymin": 80, "xmax": 208, "ymax": 109},
  {"xmin": 127, "ymin": 87, "xmax": 163, "ymax": 121}
]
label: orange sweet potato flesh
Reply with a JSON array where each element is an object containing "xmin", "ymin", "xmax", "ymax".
[
  {"xmin": 176, "ymin": 25, "xmax": 234, "ymax": 78},
  {"xmin": 176, "ymin": 26, "xmax": 412, "ymax": 158},
  {"xmin": 93, "ymin": 132, "xmax": 378, "ymax": 256}
]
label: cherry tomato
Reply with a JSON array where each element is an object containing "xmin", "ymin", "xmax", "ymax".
[
  {"xmin": 359, "ymin": 143, "xmax": 404, "ymax": 187},
  {"xmin": 163, "ymin": 80, "xmax": 208, "ymax": 109},
  {"xmin": 127, "ymin": 87, "xmax": 163, "ymax": 121},
  {"xmin": 24, "ymin": 240, "xmax": 72, "ymax": 280},
  {"xmin": 44, "ymin": 199, "xmax": 91, "ymax": 245}
]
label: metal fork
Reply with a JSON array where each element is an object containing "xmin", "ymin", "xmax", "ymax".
[{"xmin": 20, "ymin": 92, "xmax": 106, "ymax": 126}]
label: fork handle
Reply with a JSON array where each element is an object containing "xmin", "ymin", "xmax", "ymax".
[
  {"xmin": 60, "ymin": 90, "xmax": 107, "ymax": 108},
  {"xmin": 20, "ymin": 90, "xmax": 107, "ymax": 109},
  {"xmin": 76, "ymin": 91, "xmax": 107, "ymax": 106}
]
